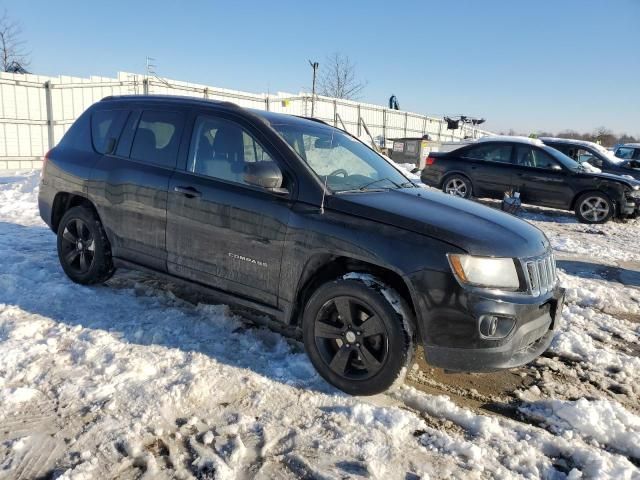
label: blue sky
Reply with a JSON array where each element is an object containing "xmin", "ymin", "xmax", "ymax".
[{"xmin": 3, "ymin": 0, "xmax": 639, "ymax": 135}]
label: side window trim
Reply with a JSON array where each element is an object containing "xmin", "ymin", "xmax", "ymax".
[{"xmin": 112, "ymin": 110, "xmax": 141, "ymax": 159}]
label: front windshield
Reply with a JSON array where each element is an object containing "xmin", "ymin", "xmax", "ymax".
[{"xmin": 271, "ymin": 122, "xmax": 410, "ymax": 192}]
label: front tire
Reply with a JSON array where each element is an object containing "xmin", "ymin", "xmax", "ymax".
[
  {"xmin": 57, "ymin": 206, "xmax": 115, "ymax": 284},
  {"xmin": 442, "ymin": 174, "xmax": 472, "ymax": 199},
  {"xmin": 574, "ymin": 192, "xmax": 613, "ymax": 224},
  {"xmin": 302, "ymin": 278, "xmax": 413, "ymax": 396}
]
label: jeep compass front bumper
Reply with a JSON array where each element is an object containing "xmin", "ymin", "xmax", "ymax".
[{"xmin": 406, "ymin": 268, "xmax": 565, "ymax": 372}]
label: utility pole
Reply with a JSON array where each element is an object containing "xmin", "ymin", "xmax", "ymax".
[{"xmin": 308, "ymin": 60, "xmax": 319, "ymax": 117}]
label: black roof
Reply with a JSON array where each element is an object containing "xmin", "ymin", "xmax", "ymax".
[
  {"xmin": 100, "ymin": 94, "xmax": 332, "ymax": 130},
  {"xmin": 100, "ymin": 94, "xmax": 238, "ymax": 110},
  {"xmin": 250, "ymin": 109, "xmax": 332, "ymax": 129}
]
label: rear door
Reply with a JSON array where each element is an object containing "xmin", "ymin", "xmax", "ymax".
[
  {"xmin": 511, "ymin": 145, "xmax": 573, "ymax": 208},
  {"xmin": 166, "ymin": 111, "xmax": 292, "ymax": 306},
  {"xmin": 90, "ymin": 107, "xmax": 187, "ymax": 271},
  {"xmin": 459, "ymin": 143, "xmax": 514, "ymax": 197}
]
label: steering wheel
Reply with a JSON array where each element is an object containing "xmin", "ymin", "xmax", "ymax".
[{"xmin": 328, "ymin": 169, "xmax": 348, "ymax": 177}]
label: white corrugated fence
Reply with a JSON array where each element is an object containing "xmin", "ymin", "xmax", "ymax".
[{"xmin": 0, "ymin": 71, "xmax": 491, "ymax": 170}]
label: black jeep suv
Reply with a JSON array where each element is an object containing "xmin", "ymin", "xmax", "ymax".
[
  {"xmin": 39, "ymin": 96, "xmax": 564, "ymax": 395},
  {"xmin": 421, "ymin": 137, "xmax": 640, "ymax": 223}
]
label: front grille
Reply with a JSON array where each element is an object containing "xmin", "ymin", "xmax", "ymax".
[{"xmin": 522, "ymin": 252, "xmax": 557, "ymax": 296}]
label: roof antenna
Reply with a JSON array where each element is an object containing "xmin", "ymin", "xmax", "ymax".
[
  {"xmin": 320, "ymin": 174, "xmax": 328, "ymax": 214},
  {"xmin": 320, "ymin": 128, "xmax": 336, "ymax": 214}
]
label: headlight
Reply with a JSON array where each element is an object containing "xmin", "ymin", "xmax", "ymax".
[{"xmin": 448, "ymin": 254, "xmax": 520, "ymax": 289}]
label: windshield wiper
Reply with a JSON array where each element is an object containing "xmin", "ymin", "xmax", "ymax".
[
  {"xmin": 357, "ymin": 177, "xmax": 402, "ymax": 191},
  {"xmin": 334, "ymin": 178, "xmax": 405, "ymax": 194},
  {"xmin": 399, "ymin": 180, "xmax": 419, "ymax": 188}
]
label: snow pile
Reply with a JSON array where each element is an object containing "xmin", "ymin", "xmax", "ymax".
[
  {"xmin": 398, "ymin": 388, "xmax": 638, "ymax": 478},
  {"xmin": 521, "ymin": 208, "xmax": 640, "ymax": 263},
  {"xmin": 519, "ymin": 398, "xmax": 640, "ymax": 460},
  {"xmin": 561, "ymin": 272, "xmax": 640, "ymax": 317},
  {"xmin": 0, "ymin": 170, "xmax": 41, "ymax": 225}
]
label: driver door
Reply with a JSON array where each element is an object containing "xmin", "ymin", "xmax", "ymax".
[
  {"xmin": 166, "ymin": 112, "xmax": 292, "ymax": 306},
  {"xmin": 512, "ymin": 146, "xmax": 573, "ymax": 209}
]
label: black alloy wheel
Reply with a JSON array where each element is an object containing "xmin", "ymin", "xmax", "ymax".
[
  {"xmin": 302, "ymin": 278, "xmax": 413, "ymax": 396},
  {"xmin": 314, "ymin": 296, "xmax": 389, "ymax": 381},
  {"xmin": 59, "ymin": 217, "xmax": 95, "ymax": 275},
  {"xmin": 57, "ymin": 206, "xmax": 115, "ymax": 285}
]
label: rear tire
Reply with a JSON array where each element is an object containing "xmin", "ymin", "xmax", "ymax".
[
  {"xmin": 302, "ymin": 278, "xmax": 413, "ymax": 396},
  {"xmin": 574, "ymin": 192, "xmax": 613, "ymax": 224},
  {"xmin": 57, "ymin": 206, "xmax": 115, "ymax": 284},
  {"xmin": 442, "ymin": 174, "xmax": 472, "ymax": 199}
]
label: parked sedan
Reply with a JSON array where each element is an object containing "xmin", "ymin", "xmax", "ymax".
[
  {"xmin": 541, "ymin": 137, "xmax": 640, "ymax": 181},
  {"xmin": 421, "ymin": 136, "xmax": 640, "ymax": 223}
]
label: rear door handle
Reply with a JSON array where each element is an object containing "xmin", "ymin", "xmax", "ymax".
[{"xmin": 174, "ymin": 186, "xmax": 202, "ymax": 198}]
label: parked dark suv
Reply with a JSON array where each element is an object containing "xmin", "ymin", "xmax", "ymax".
[
  {"xmin": 421, "ymin": 137, "xmax": 640, "ymax": 223},
  {"xmin": 39, "ymin": 96, "xmax": 564, "ymax": 395},
  {"xmin": 541, "ymin": 137, "xmax": 640, "ymax": 181}
]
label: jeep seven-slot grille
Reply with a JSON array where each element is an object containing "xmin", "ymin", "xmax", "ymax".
[{"xmin": 523, "ymin": 253, "xmax": 557, "ymax": 296}]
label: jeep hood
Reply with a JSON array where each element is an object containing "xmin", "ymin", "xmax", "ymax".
[{"xmin": 328, "ymin": 188, "xmax": 550, "ymax": 258}]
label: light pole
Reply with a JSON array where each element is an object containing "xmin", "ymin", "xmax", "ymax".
[{"xmin": 308, "ymin": 60, "xmax": 319, "ymax": 117}]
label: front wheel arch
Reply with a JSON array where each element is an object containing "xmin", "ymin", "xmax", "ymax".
[
  {"xmin": 290, "ymin": 256, "xmax": 417, "ymax": 331},
  {"xmin": 570, "ymin": 189, "xmax": 616, "ymax": 211}
]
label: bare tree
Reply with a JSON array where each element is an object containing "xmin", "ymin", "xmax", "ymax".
[
  {"xmin": 318, "ymin": 52, "xmax": 366, "ymax": 100},
  {"xmin": 0, "ymin": 10, "xmax": 30, "ymax": 72}
]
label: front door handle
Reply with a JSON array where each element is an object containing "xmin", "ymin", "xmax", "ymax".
[{"xmin": 174, "ymin": 186, "xmax": 202, "ymax": 198}]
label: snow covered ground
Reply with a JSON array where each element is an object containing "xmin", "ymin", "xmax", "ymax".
[{"xmin": 1, "ymin": 171, "xmax": 639, "ymax": 479}]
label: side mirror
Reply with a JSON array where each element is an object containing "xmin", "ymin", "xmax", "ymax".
[
  {"xmin": 551, "ymin": 164, "xmax": 563, "ymax": 171},
  {"xmin": 244, "ymin": 162, "xmax": 288, "ymax": 194}
]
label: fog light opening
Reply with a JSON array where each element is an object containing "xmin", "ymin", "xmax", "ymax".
[{"xmin": 479, "ymin": 314, "xmax": 515, "ymax": 339}]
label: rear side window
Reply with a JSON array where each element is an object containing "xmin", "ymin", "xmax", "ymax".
[
  {"xmin": 91, "ymin": 110, "xmax": 129, "ymax": 154},
  {"xmin": 130, "ymin": 110, "xmax": 185, "ymax": 168},
  {"xmin": 464, "ymin": 144, "xmax": 513, "ymax": 163}
]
